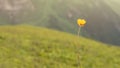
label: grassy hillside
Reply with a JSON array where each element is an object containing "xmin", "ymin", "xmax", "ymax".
[{"xmin": 0, "ymin": 26, "xmax": 120, "ymax": 68}]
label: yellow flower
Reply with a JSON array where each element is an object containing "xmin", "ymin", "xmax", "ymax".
[{"xmin": 77, "ymin": 19, "xmax": 86, "ymax": 27}]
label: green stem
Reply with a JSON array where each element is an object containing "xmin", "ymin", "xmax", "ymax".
[
  {"xmin": 77, "ymin": 26, "xmax": 81, "ymax": 68},
  {"xmin": 78, "ymin": 27, "xmax": 81, "ymax": 37}
]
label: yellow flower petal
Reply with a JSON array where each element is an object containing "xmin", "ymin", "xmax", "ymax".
[{"xmin": 77, "ymin": 19, "xmax": 86, "ymax": 27}]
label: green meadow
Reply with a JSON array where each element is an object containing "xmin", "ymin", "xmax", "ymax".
[{"xmin": 0, "ymin": 26, "xmax": 120, "ymax": 68}]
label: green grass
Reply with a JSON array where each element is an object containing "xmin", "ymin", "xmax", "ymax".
[{"xmin": 0, "ymin": 25, "xmax": 120, "ymax": 68}]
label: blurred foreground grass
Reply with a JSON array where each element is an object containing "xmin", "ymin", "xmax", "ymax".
[{"xmin": 0, "ymin": 25, "xmax": 120, "ymax": 68}]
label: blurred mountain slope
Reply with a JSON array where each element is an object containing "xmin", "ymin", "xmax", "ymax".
[{"xmin": 0, "ymin": 0, "xmax": 120, "ymax": 45}]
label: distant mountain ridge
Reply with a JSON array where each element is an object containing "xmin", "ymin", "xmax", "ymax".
[
  {"xmin": 0, "ymin": 0, "xmax": 34, "ymax": 24},
  {"xmin": 0, "ymin": 0, "xmax": 120, "ymax": 45}
]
